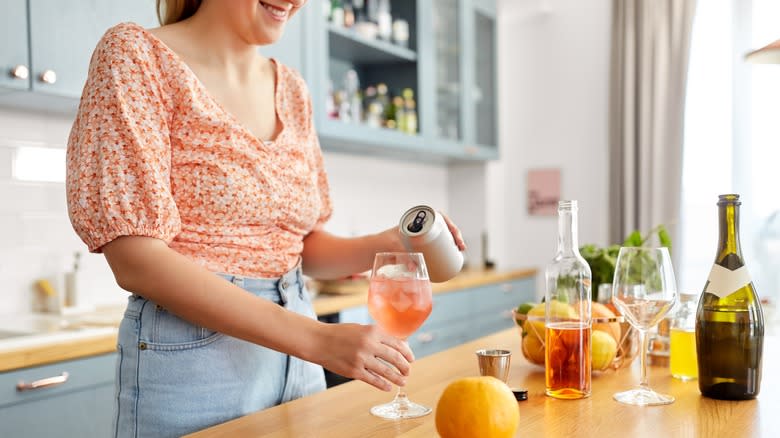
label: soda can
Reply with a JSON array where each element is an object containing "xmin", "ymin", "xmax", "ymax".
[{"xmin": 399, "ymin": 205, "xmax": 463, "ymax": 283}]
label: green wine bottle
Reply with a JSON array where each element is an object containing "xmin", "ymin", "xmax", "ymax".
[{"xmin": 696, "ymin": 194, "xmax": 764, "ymax": 400}]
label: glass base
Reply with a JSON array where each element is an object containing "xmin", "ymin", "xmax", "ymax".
[
  {"xmin": 370, "ymin": 393, "xmax": 432, "ymax": 419},
  {"xmin": 613, "ymin": 387, "xmax": 675, "ymax": 406}
]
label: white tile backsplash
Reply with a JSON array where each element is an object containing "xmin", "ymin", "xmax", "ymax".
[{"xmin": 0, "ymin": 108, "xmax": 127, "ymax": 316}]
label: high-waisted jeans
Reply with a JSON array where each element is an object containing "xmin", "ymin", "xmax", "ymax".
[{"xmin": 113, "ymin": 265, "xmax": 325, "ymax": 438}]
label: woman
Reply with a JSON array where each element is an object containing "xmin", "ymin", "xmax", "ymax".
[{"xmin": 66, "ymin": 0, "xmax": 465, "ymax": 436}]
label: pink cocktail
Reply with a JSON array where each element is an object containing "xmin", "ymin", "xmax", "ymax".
[
  {"xmin": 368, "ymin": 277, "xmax": 432, "ymax": 339},
  {"xmin": 367, "ymin": 252, "xmax": 433, "ymax": 420}
]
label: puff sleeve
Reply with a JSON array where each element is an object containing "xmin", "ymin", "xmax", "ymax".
[{"xmin": 66, "ymin": 26, "xmax": 181, "ymax": 252}]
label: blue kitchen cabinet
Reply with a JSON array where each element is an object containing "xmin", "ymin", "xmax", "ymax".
[
  {"xmin": 0, "ymin": 0, "xmax": 158, "ymax": 111},
  {"xmin": 0, "ymin": 353, "xmax": 117, "ymax": 438},
  {"xmin": 0, "ymin": 0, "xmax": 30, "ymax": 93},
  {"xmin": 27, "ymin": 0, "xmax": 158, "ymax": 100}
]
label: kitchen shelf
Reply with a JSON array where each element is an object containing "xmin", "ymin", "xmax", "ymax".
[
  {"xmin": 317, "ymin": 119, "xmax": 497, "ymax": 163},
  {"xmin": 327, "ymin": 24, "xmax": 417, "ymax": 64}
]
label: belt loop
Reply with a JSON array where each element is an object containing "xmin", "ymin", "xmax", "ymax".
[{"xmin": 231, "ymin": 276, "xmax": 245, "ymax": 289}]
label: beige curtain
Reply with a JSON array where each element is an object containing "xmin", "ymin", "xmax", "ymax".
[{"xmin": 609, "ymin": 0, "xmax": 697, "ymax": 247}]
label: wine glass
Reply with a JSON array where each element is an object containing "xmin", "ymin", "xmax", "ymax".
[
  {"xmin": 611, "ymin": 247, "xmax": 678, "ymax": 406},
  {"xmin": 367, "ymin": 252, "xmax": 433, "ymax": 419}
]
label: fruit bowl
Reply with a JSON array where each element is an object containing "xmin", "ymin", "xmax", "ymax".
[{"xmin": 512, "ymin": 308, "xmax": 640, "ymax": 372}]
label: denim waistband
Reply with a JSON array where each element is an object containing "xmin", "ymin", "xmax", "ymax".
[{"xmin": 215, "ymin": 262, "xmax": 304, "ymax": 306}]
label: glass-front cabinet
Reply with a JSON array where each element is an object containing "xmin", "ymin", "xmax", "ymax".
[
  {"xmin": 431, "ymin": 0, "xmax": 462, "ymax": 143},
  {"xmin": 473, "ymin": 6, "xmax": 496, "ymax": 148}
]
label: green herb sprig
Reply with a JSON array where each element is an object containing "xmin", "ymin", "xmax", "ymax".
[{"xmin": 580, "ymin": 225, "xmax": 672, "ymax": 301}]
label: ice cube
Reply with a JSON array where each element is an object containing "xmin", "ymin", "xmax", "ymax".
[
  {"xmin": 376, "ymin": 264, "xmax": 413, "ymax": 279},
  {"xmin": 390, "ymin": 292, "xmax": 413, "ymax": 312}
]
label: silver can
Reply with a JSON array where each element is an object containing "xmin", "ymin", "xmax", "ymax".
[{"xmin": 399, "ymin": 205, "xmax": 464, "ymax": 283}]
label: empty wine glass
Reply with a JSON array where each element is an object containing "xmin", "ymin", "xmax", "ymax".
[{"xmin": 611, "ymin": 247, "xmax": 678, "ymax": 406}]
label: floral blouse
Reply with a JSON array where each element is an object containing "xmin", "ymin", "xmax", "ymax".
[{"xmin": 66, "ymin": 22, "xmax": 332, "ymax": 278}]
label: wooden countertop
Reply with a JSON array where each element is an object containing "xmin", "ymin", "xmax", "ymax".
[
  {"xmin": 312, "ymin": 268, "xmax": 537, "ymax": 315},
  {"xmin": 187, "ymin": 329, "xmax": 778, "ymax": 438}
]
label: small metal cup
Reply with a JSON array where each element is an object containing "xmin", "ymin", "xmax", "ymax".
[{"xmin": 475, "ymin": 349, "xmax": 511, "ymax": 383}]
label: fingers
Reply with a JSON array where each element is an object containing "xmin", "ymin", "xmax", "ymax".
[
  {"xmin": 440, "ymin": 212, "xmax": 467, "ymax": 251},
  {"xmin": 360, "ymin": 369, "xmax": 393, "ymax": 392},
  {"xmin": 366, "ymin": 356, "xmax": 407, "ymax": 387},
  {"xmin": 381, "ymin": 336, "xmax": 415, "ymax": 364},
  {"xmin": 375, "ymin": 343, "xmax": 411, "ymax": 377}
]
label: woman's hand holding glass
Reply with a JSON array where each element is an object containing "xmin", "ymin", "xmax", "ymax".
[{"xmin": 317, "ymin": 323, "xmax": 413, "ymax": 392}]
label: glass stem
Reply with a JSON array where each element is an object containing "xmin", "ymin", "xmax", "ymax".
[
  {"xmin": 639, "ymin": 328, "xmax": 650, "ymax": 389},
  {"xmin": 394, "ymin": 386, "xmax": 410, "ymax": 411}
]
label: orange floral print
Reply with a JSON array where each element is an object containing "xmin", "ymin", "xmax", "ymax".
[{"xmin": 66, "ymin": 22, "xmax": 332, "ymax": 278}]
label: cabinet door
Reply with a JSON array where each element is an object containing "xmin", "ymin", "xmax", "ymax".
[
  {"xmin": 0, "ymin": 0, "xmax": 30, "ymax": 92},
  {"xmin": 0, "ymin": 384, "xmax": 114, "ymax": 438},
  {"xmin": 472, "ymin": 9, "xmax": 496, "ymax": 147},
  {"xmin": 28, "ymin": 0, "xmax": 158, "ymax": 98},
  {"xmin": 0, "ymin": 353, "xmax": 116, "ymax": 438},
  {"xmin": 429, "ymin": 0, "xmax": 463, "ymax": 142},
  {"xmin": 258, "ymin": 6, "xmax": 306, "ymax": 75}
]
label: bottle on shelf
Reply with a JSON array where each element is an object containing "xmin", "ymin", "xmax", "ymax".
[
  {"xmin": 544, "ymin": 200, "xmax": 592, "ymax": 400},
  {"xmin": 352, "ymin": 0, "xmax": 366, "ymax": 23},
  {"xmin": 330, "ymin": 0, "xmax": 345, "ymax": 27},
  {"xmin": 402, "ymin": 88, "xmax": 417, "ymax": 134},
  {"xmin": 696, "ymin": 194, "xmax": 764, "ymax": 400},
  {"xmin": 343, "ymin": 0, "xmax": 355, "ymax": 28},
  {"xmin": 326, "ymin": 79, "xmax": 338, "ymax": 119},
  {"xmin": 392, "ymin": 19, "xmax": 410, "ymax": 47},
  {"xmin": 376, "ymin": 0, "xmax": 392, "ymax": 41},
  {"xmin": 343, "ymin": 69, "xmax": 361, "ymax": 123},
  {"xmin": 393, "ymin": 96, "xmax": 406, "ymax": 132},
  {"xmin": 375, "ymin": 83, "xmax": 389, "ymax": 126},
  {"xmin": 366, "ymin": 0, "xmax": 379, "ymax": 23}
]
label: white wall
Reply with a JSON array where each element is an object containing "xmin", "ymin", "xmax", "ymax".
[{"xmin": 490, "ymin": 0, "xmax": 612, "ymax": 297}]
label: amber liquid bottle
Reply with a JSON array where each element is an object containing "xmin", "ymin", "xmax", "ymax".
[{"xmin": 696, "ymin": 194, "xmax": 764, "ymax": 400}]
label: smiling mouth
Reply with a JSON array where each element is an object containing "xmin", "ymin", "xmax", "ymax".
[{"xmin": 260, "ymin": 1, "xmax": 290, "ymax": 19}]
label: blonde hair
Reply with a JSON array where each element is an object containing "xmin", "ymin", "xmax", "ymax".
[{"xmin": 156, "ymin": 0, "xmax": 202, "ymax": 25}]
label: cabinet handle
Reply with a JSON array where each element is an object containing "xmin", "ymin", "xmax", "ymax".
[
  {"xmin": 417, "ymin": 332, "xmax": 435, "ymax": 343},
  {"xmin": 16, "ymin": 372, "xmax": 69, "ymax": 392},
  {"xmin": 39, "ymin": 69, "xmax": 57, "ymax": 84},
  {"xmin": 500, "ymin": 283, "xmax": 513, "ymax": 293},
  {"xmin": 10, "ymin": 65, "xmax": 29, "ymax": 80}
]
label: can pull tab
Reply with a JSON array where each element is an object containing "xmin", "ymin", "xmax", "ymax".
[{"xmin": 406, "ymin": 209, "xmax": 428, "ymax": 233}]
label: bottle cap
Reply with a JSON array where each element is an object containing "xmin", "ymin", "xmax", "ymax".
[{"xmin": 511, "ymin": 388, "xmax": 528, "ymax": 401}]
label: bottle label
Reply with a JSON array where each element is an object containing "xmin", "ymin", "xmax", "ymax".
[{"xmin": 704, "ymin": 264, "xmax": 752, "ymax": 299}]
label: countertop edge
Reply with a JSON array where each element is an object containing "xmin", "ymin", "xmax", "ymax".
[
  {"xmin": 311, "ymin": 268, "xmax": 538, "ymax": 315},
  {"xmin": 0, "ymin": 332, "xmax": 117, "ymax": 373}
]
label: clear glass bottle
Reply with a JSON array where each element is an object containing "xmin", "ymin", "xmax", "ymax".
[
  {"xmin": 545, "ymin": 200, "xmax": 592, "ymax": 399},
  {"xmin": 696, "ymin": 194, "xmax": 764, "ymax": 400},
  {"xmin": 669, "ymin": 293, "xmax": 698, "ymax": 381}
]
